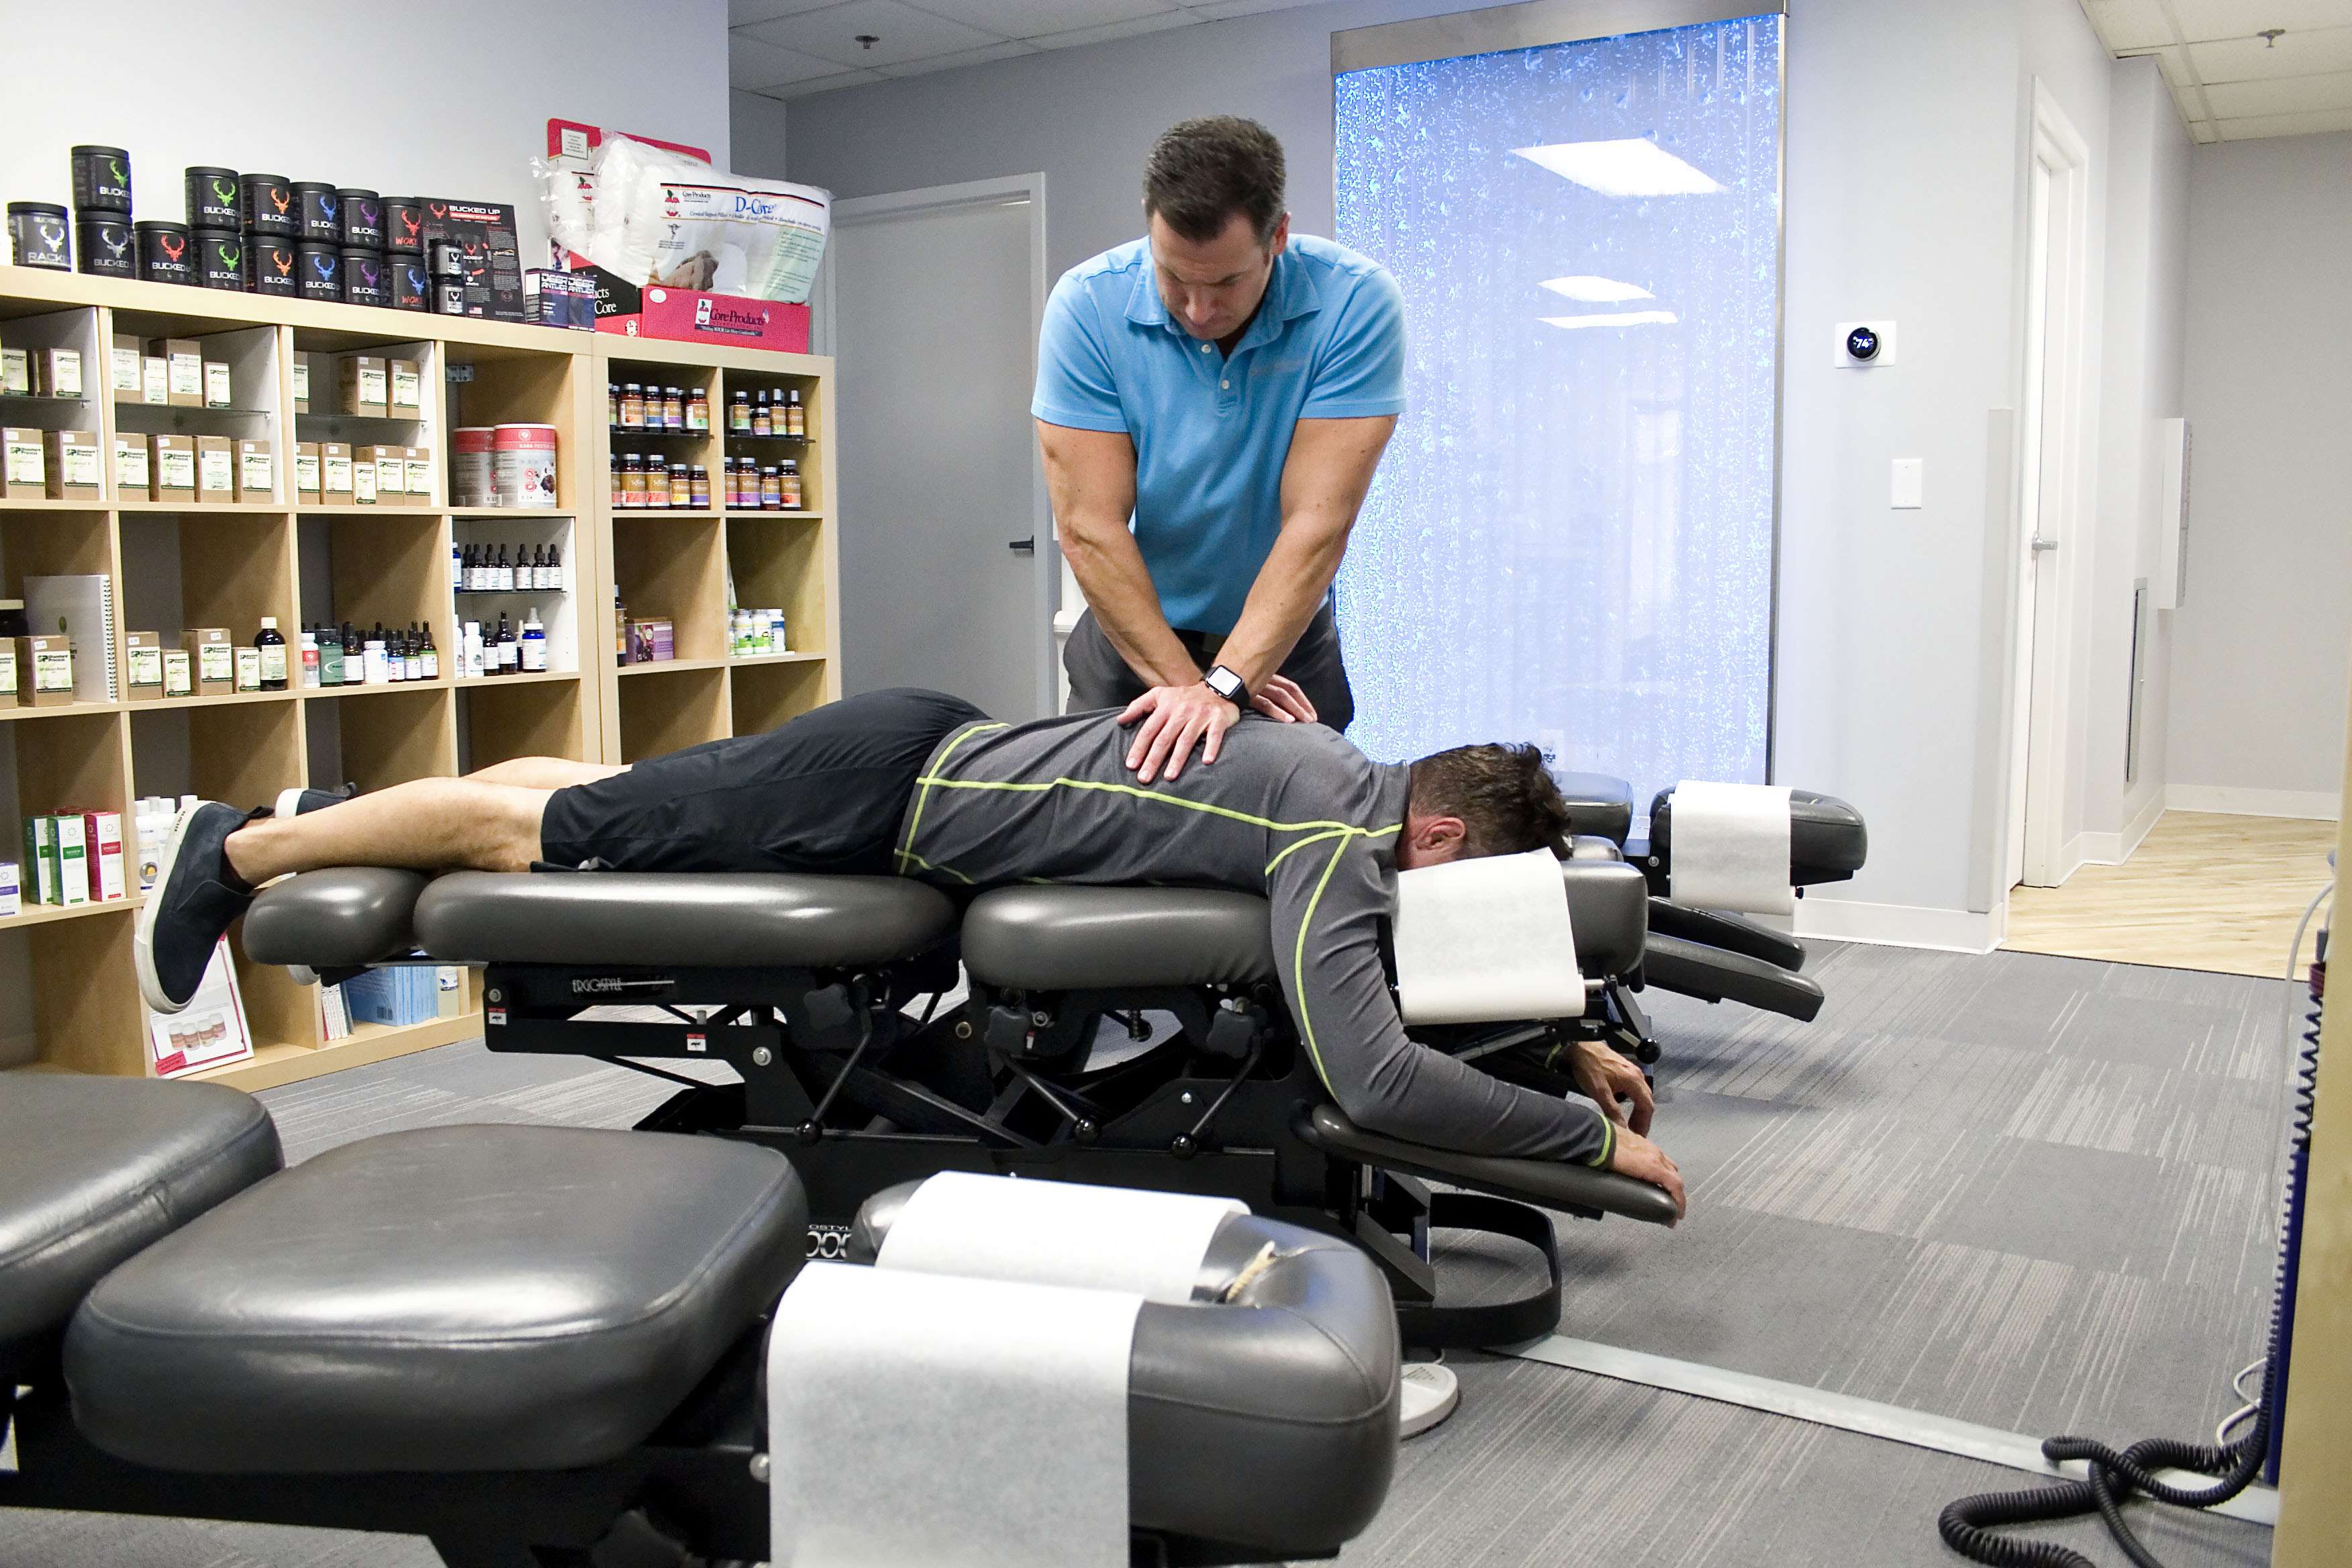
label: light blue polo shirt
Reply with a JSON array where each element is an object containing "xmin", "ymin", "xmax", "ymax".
[{"xmin": 1032, "ymin": 234, "xmax": 1407, "ymax": 635}]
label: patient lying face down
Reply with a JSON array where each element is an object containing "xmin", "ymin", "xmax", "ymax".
[{"xmin": 138, "ymin": 686, "xmax": 1683, "ymax": 1217}]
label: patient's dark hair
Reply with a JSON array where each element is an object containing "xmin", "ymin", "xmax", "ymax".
[
  {"xmin": 1143, "ymin": 117, "xmax": 1287, "ymax": 244},
  {"xmin": 1406, "ymin": 744, "xmax": 1572, "ymax": 860}
]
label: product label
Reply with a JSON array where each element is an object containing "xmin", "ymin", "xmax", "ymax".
[
  {"xmin": 168, "ymin": 352, "xmax": 201, "ymax": 397},
  {"xmin": 115, "ymin": 439, "xmax": 149, "ymax": 491},
  {"xmin": 0, "ymin": 651, "xmax": 15, "ymax": 695},
  {"xmin": 296, "ymin": 450, "xmax": 321, "ymax": 493},
  {"xmin": 293, "ymin": 360, "xmax": 310, "ymax": 403},
  {"xmin": 142, "ymin": 358, "xmax": 168, "ymax": 404},
  {"xmin": 199, "ymin": 447, "xmax": 233, "ymax": 492},
  {"xmin": 234, "ymin": 646, "xmax": 261, "ymax": 691},
  {"xmin": 47, "ymin": 352, "xmax": 83, "ymax": 399},
  {"xmin": 0, "ymin": 349, "xmax": 27, "ymax": 395},
  {"xmin": 522, "ymin": 635, "xmax": 546, "ymax": 672},
  {"xmin": 377, "ymin": 455, "xmax": 402, "ymax": 494},
  {"xmin": 390, "ymin": 361, "xmax": 421, "ymax": 411},
  {"xmin": 260, "ymin": 645, "xmax": 287, "ymax": 685},
  {"xmin": 324, "ymin": 453, "xmax": 352, "ymax": 493},
  {"xmin": 198, "ymin": 642, "xmax": 231, "ymax": 683},
  {"xmin": 33, "ymin": 649, "xmax": 72, "ymax": 693},
  {"xmin": 128, "ymin": 644, "xmax": 162, "ymax": 689},
  {"xmin": 353, "ymin": 461, "xmax": 377, "ymax": 503},
  {"xmin": 164, "ymin": 650, "xmax": 193, "ymax": 697},
  {"xmin": 241, "ymin": 450, "xmax": 273, "ymax": 493},
  {"xmin": 158, "ymin": 446, "xmax": 195, "ymax": 491},
  {"xmin": 359, "ymin": 364, "xmax": 387, "ymax": 406},
  {"xmin": 111, "ymin": 346, "xmax": 142, "ymax": 393},
  {"xmin": 204, "ymin": 362, "xmax": 232, "ymax": 408},
  {"xmin": 405, "ymin": 455, "xmax": 431, "ymax": 497},
  {"xmin": 60, "ymin": 443, "xmax": 97, "ymax": 488},
  {"xmin": 5, "ymin": 435, "xmax": 42, "ymax": 485}
]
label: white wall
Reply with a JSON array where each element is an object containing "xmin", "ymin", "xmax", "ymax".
[
  {"xmin": 734, "ymin": 92, "xmax": 792, "ymax": 178},
  {"xmin": 784, "ymin": 0, "xmax": 2187, "ymax": 939},
  {"xmin": 2167, "ymin": 130, "xmax": 2352, "ymax": 816},
  {"xmin": 0, "ymin": 0, "xmax": 732, "ymax": 266}
]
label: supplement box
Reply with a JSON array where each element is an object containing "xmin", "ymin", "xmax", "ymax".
[
  {"xmin": 150, "ymin": 434, "xmax": 195, "ymax": 500},
  {"xmin": 185, "ymin": 628, "xmax": 234, "ymax": 695},
  {"xmin": 18, "ymin": 634, "xmax": 74, "ymax": 707},
  {"xmin": 339, "ymin": 355, "xmax": 388, "ymax": 417},
  {"xmin": 23, "ymin": 815, "xmax": 87, "ymax": 906},
  {"xmin": 404, "ymin": 446, "xmax": 432, "ymax": 501},
  {"xmin": 110, "ymin": 334, "xmax": 142, "ymax": 395},
  {"xmin": 592, "ymin": 278, "xmax": 810, "ymax": 354},
  {"xmin": 195, "ymin": 436, "xmax": 235, "ymax": 503},
  {"xmin": 150, "ymin": 338, "xmax": 203, "ymax": 408},
  {"xmin": 0, "ymin": 347, "xmax": 27, "ymax": 395},
  {"xmin": 294, "ymin": 441, "xmax": 322, "ymax": 497},
  {"xmin": 0, "ymin": 428, "xmax": 44, "ymax": 498},
  {"xmin": 125, "ymin": 631, "xmax": 164, "ymax": 701},
  {"xmin": 0, "ymin": 640, "xmax": 13, "ymax": 699},
  {"xmin": 236, "ymin": 438, "xmax": 274, "ymax": 503},
  {"xmin": 0, "ymin": 859, "xmax": 17, "ymax": 920},
  {"xmin": 19, "ymin": 821, "xmax": 56, "ymax": 905},
  {"xmin": 234, "ymin": 646, "xmax": 261, "ymax": 693},
  {"xmin": 389, "ymin": 358, "xmax": 423, "ymax": 415},
  {"xmin": 352, "ymin": 451, "xmax": 378, "ymax": 505},
  {"xmin": 524, "ymin": 268, "xmax": 597, "ymax": 330},
  {"xmin": 420, "ymin": 199, "xmax": 524, "ymax": 322},
  {"xmin": 112, "ymin": 432, "xmax": 149, "ymax": 496},
  {"xmin": 162, "ymin": 648, "xmax": 193, "ymax": 698},
  {"xmin": 362, "ymin": 445, "xmax": 405, "ymax": 505},
  {"xmin": 35, "ymin": 347, "xmax": 83, "ymax": 399},
  {"xmin": 83, "ymin": 811, "xmax": 125, "ymax": 902},
  {"xmin": 203, "ymin": 360, "xmax": 232, "ymax": 409},
  {"xmin": 630, "ymin": 618, "xmax": 675, "ymax": 664},
  {"xmin": 321, "ymin": 442, "xmax": 353, "ymax": 500},
  {"xmin": 141, "ymin": 355, "xmax": 168, "ymax": 405},
  {"xmin": 44, "ymin": 430, "xmax": 100, "ymax": 500},
  {"xmin": 292, "ymin": 356, "xmax": 310, "ymax": 413}
]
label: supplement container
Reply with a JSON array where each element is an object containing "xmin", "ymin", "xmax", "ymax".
[
  {"xmin": 8, "ymin": 204, "xmax": 70, "ymax": 271},
  {"xmin": 618, "ymin": 383, "xmax": 645, "ymax": 428},
  {"xmin": 383, "ymin": 198, "xmax": 426, "ymax": 254},
  {"xmin": 336, "ymin": 189, "xmax": 382, "ymax": 249},
  {"xmin": 451, "ymin": 428, "xmax": 495, "ymax": 507},
  {"xmin": 620, "ymin": 454, "xmax": 645, "ymax": 507},
  {"xmin": 70, "ymin": 146, "xmax": 132, "ymax": 213},
  {"xmin": 295, "ymin": 245, "xmax": 340, "ymax": 302},
  {"xmin": 688, "ymin": 388, "xmax": 709, "ymax": 430},
  {"xmin": 390, "ymin": 256, "xmax": 430, "ymax": 311},
  {"xmin": 342, "ymin": 250, "xmax": 387, "ymax": 307},
  {"xmin": 185, "ymin": 167, "xmax": 241, "ymax": 231},
  {"xmin": 243, "ymin": 235, "xmax": 297, "ymax": 296},
  {"xmin": 135, "ymin": 222, "xmax": 194, "ymax": 285},
  {"xmin": 75, "ymin": 213, "xmax": 134, "ymax": 278},
  {"xmin": 192, "ymin": 230, "xmax": 244, "ymax": 291},
  {"xmin": 662, "ymin": 387, "xmax": 684, "ymax": 430},
  {"xmin": 240, "ymin": 173, "xmax": 296, "ymax": 236},
  {"xmin": 294, "ymin": 183, "xmax": 340, "ymax": 245}
]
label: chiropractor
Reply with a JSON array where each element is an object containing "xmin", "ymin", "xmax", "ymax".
[{"xmin": 1036, "ymin": 115, "xmax": 1406, "ymax": 783}]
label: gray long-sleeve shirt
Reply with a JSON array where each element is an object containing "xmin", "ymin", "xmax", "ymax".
[{"xmin": 895, "ymin": 710, "xmax": 1613, "ymax": 1167}]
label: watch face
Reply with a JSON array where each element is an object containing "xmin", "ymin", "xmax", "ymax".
[{"xmin": 1207, "ymin": 667, "xmax": 1245, "ymax": 702}]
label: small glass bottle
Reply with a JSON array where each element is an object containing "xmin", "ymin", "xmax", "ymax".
[
  {"xmin": 760, "ymin": 464, "xmax": 782, "ymax": 509},
  {"xmin": 255, "ymin": 617, "xmax": 289, "ymax": 691},
  {"xmin": 619, "ymin": 382, "xmax": 645, "ymax": 429},
  {"xmin": 784, "ymin": 388, "xmax": 805, "ymax": 438},
  {"xmin": 689, "ymin": 464, "xmax": 709, "ymax": 509},
  {"xmin": 609, "ymin": 452, "xmax": 622, "ymax": 508},
  {"xmin": 779, "ymin": 459, "xmax": 803, "ymax": 510},
  {"xmin": 620, "ymin": 452, "xmax": 646, "ymax": 509},
  {"xmin": 729, "ymin": 389, "xmax": 752, "ymax": 432},
  {"xmin": 669, "ymin": 463, "xmax": 692, "ymax": 509},
  {"xmin": 752, "ymin": 390, "xmax": 773, "ymax": 438},
  {"xmin": 607, "ymin": 382, "xmax": 620, "ymax": 428},
  {"xmin": 687, "ymin": 387, "xmax": 709, "ymax": 431},
  {"xmin": 662, "ymin": 386, "xmax": 684, "ymax": 431},
  {"xmin": 419, "ymin": 622, "xmax": 438, "ymax": 681}
]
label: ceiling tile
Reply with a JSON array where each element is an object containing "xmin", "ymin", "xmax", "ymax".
[
  {"xmin": 730, "ymin": 35, "xmax": 846, "ymax": 88},
  {"xmin": 1183, "ymin": 0, "xmax": 1316, "ymax": 18},
  {"xmin": 901, "ymin": 0, "xmax": 1173, "ymax": 37},
  {"xmin": 1030, "ymin": 8, "xmax": 1197, "ymax": 46},
  {"xmin": 876, "ymin": 38, "xmax": 1039, "ymax": 74},
  {"xmin": 764, "ymin": 67, "xmax": 894, "ymax": 98},
  {"xmin": 2169, "ymin": 0, "xmax": 2352, "ymax": 43},
  {"xmin": 2215, "ymin": 104, "xmax": 2352, "ymax": 136},
  {"xmin": 2189, "ymin": 119, "xmax": 2221, "ymax": 142},
  {"xmin": 739, "ymin": 0, "xmax": 1001, "ymax": 66},
  {"xmin": 732, "ymin": 0, "xmax": 842, "ymax": 23},
  {"xmin": 2083, "ymin": 0, "xmax": 2179, "ymax": 52},
  {"xmin": 2204, "ymin": 67, "xmax": 2352, "ymax": 115},
  {"xmin": 2190, "ymin": 25, "xmax": 2352, "ymax": 81},
  {"xmin": 2146, "ymin": 43, "xmax": 2196, "ymax": 86}
]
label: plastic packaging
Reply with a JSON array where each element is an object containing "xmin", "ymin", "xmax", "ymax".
[{"xmin": 545, "ymin": 138, "xmax": 830, "ymax": 303}]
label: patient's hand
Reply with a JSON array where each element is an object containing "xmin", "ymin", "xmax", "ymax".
[
  {"xmin": 1120, "ymin": 683, "xmax": 1241, "ymax": 783},
  {"xmin": 1608, "ymin": 1128, "xmax": 1686, "ymax": 1222},
  {"xmin": 1567, "ymin": 1039, "xmax": 1654, "ymax": 1135}
]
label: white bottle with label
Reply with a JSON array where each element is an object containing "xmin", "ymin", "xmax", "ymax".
[
  {"xmin": 462, "ymin": 622, "xmax": 485, "ymax": 680},
  {"xmin": 522, "ymin": 609, "xmax": 547, "ymax": 673}
]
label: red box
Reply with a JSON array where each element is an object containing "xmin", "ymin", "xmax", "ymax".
[{"xmin": 597, "ymin": 285, "xmax": 810, "ymax": 353}]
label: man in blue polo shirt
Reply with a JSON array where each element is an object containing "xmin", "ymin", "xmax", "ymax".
[{"xmin": 1035, "ymin": 116, "xmax": 1406, "ymax": 784}]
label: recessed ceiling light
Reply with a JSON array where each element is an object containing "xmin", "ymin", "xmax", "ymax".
[
  {"xmin": 1512, "ymin": 138, "xmax": 1726, "ymax": 197},
  {"xmin": 1540, "ymin": 310, "xmax": 1680, "ymax": 330},
  {"xmin": 1539, "ymin": 275, "xmax": 1655, "ymax": 303}
]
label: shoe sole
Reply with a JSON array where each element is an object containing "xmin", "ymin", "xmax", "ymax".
[
  {"xmin": 274, "ymin": 785, "xmax": 305, "ymax": 822},
  {"xmin": 134, "ymin": 801, "xmax": 211, "ymax": 1016}
]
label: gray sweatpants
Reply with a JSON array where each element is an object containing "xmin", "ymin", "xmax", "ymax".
[{"xmin": 1061, "ymin": 602, "xmax": 1356, "ymax": 733}]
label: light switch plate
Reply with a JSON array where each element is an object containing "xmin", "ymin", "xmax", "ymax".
[{"xmin": 1891, "ymin": 457, "xmax": 1924, "ymax": 509}]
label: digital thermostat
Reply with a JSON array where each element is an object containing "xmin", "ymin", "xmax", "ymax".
[{"xmin": 1834, "ymin": 320, "xmax": 1897, "ymax": 367}]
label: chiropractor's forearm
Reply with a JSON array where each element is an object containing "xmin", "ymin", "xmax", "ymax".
[
  {"xmin": 1212, "ymin": 520, "xmax": 1351, "ymax": 689},
  {"xmin": 1060, "ymin": 516, "xmax": 1201, "ymax": 688}
]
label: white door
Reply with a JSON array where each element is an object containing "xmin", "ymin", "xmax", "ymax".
[
  {"xmin": 2006, "ymin": 158, "xmax": 2052, "ymax": 890},
  {"xmin": 822, "ymin": 178, "xmax": 1053, "ymax": 720}
]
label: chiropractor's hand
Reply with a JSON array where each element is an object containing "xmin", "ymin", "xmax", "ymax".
[
  {"xmin": 1608, "ymin": 1128, "xmax": 1686, "ymax": 1222},
  {"xmin": 1567, "ymin": 1039, "xmax": 1655, "ymax": 1136},
  {"xmin": 1120, "ymin": 683, "xmax": 1242, "ymax": 783},
  {"xmin": 1250, "ymin": 673, "xmax": 1317, "ymax": 725}
]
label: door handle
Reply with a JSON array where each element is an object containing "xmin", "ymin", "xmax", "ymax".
[
  {"xmin": 2030, "ymin": 535, "xmax": 2059, "ymax": 553},
  {"xmin": 1008, "ymin": 537, "xmax": 1035, "ymax": 554}
]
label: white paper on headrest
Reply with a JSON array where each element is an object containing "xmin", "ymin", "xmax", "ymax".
[
  {"xmin": 1667, "ymin": 780, "xmax": 1796, "ymax": 916},
  {"xmin": 769, "ymin": 1262, "xmax": 1138, "ymax": 1568},
  {"xmin": 1392, "ymin": 846, "xmax": 1583, "ymax": 1025},
  {"xmin": 879, "ymin": 1173, "xmax": 1242, "ymax": 1304}
]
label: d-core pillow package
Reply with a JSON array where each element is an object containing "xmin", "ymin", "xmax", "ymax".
[{"xmin": 542, "ymin": 138, "xmax": 830, "ymax": 305}]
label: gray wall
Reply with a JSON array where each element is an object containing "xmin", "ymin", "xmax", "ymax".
[
  {"xmin": 785, "ymin": 0, "xmax": 2186, "ymax": 931},
  {"xmin": 734, "ymin": 91, "xmax": 793, "ymax": 179},
  {"xmin": 2168, "ymin": 130, "xmax": 2352, "ymax": 813}
]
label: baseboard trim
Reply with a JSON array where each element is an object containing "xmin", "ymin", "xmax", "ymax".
[
  {"xmin": 0, "ymin": 1030, "xmax": 38, "ymax": 1071},
  {"xmin": 2123, "ymin": 787, "xmax": 2165, "ymax": 856},
  {"xmin": 2166, "ymin": 784, "xmax": 2341, "ymax": 820},
  {"xmin": 2076, "ymin": 830, "xmax": 2122, "ymax": 866},
  {"xmin": 1792, "ymin": 897, "xmax": 2002, "ymax": 954}
]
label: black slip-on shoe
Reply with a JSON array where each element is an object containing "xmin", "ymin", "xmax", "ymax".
[
  {"xmin": 136, "ymin": 801, "xmax": 258, "ymax": 1014},
  {"xmin": 273, "ymin": 782, "xmax": 356, "ymax": 819}
]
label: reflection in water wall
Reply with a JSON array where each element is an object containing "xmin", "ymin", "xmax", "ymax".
[{"xmin": 1334, "ymin": 14, "xmax": 1783, "ymax": 816}]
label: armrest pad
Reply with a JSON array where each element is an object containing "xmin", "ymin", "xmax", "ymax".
[
  {"xmin": 245, "ymin": 868, "xmax": 431, "ymax": 968},
  {"xmin": 1295, "ymin": 1106, "xmax": 1679, "ymax": 1227},
  {"xmin": 1640, "ymin": 933, "xmax": 1825, "ymax": 1022}
]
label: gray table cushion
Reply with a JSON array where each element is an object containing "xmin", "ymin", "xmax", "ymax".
[
  {"xmin": 415, "ymin": 871, "xmax": 958, "ymax": 968},
  {"xmin": 0, "ymin": 1077, "xmax": 281, "ymax": 1385},
  {"xmin": 962, "ymin": 859, "xmax": 1650, "ymax": 993},
  {"xmin": 1555, "ymin": 771, "xmax": 1634, "ymax": 846},
  {"xmin": 1647, "ymin": 787, "xmax": 1868, "ymax": 881},
  {"xmin": 66, "ymin": 1124, "xmax": 805, "ymax": 1474},
  {"xmin": 244, "ymin": 867, "xmax": 430, "ymax": 967}
]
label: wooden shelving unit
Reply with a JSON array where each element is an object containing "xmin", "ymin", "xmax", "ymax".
[{"xmin": 0, "ymin": 266, "xmax": 838, "ymax": 1088}]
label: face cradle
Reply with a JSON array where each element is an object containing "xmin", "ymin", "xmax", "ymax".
[{"xmin": 1148, "ymin": 209, "xmax": 1289, "ymax": 343}]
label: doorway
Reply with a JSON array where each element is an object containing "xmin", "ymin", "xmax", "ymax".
[
  {"xmin": 817, "ymin": 175, "xmax": 1055, "ymax": 720},
  {"xmin": 2006, "ymin": 84, "xmax": 2088, "ymax": 891}
]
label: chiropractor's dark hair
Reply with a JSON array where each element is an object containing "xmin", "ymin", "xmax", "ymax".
[
  {"xmin": 1407, "ymin": 744, "xmax": 1573, "ymax": 860},
  {"xmin": 1143, "ymin": 117, "xmax": 1287, "ymax": 245}
]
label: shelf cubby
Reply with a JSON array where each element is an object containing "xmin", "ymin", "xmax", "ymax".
[
  {"xmin": 613, "ymin": 513, "xmax": 727, "ymax": 663},
  {"xmin": 328, "ymin": 683, "xmax": 455, "ymax": 794},
  {"xmin": 730, "ymin": 656, "xmax": 827, "ymax": 736},
  {"xmin": 616, "ymin": 661, "xmax": 728, "ymax": 763},
  {"xmin": 302, "ymin": 509, "xmax": 452, "ymax": 653},
  {"xmin": 462, "ymin": 677, "xmax": 587, "ymax": 770}
]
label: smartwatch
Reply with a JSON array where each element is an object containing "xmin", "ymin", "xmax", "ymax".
[{"xmin": 1202, "ymin": 665, "xmax": 1248, "ymax": 706}]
